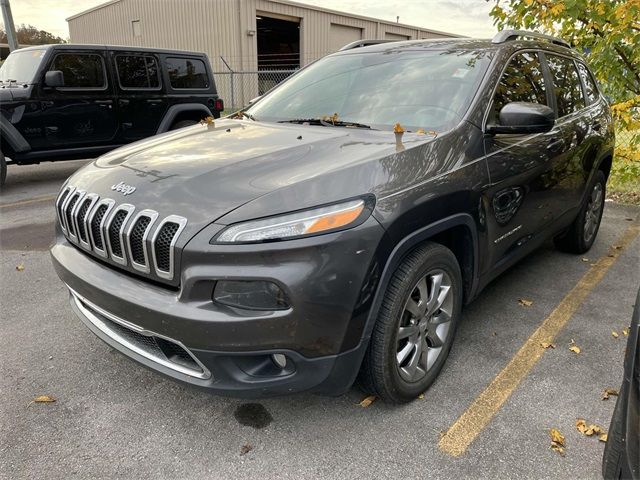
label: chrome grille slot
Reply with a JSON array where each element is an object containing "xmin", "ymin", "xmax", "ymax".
[
  {"xmin": 89, "ymin": 200, "xmax": 113, "ymax": 256},
  {"xmin": 56, "ymin": 187, "xmax": 72, "ymax": 233},
  {"xmin": 64, "ymin": 192, "xmax": 81, "ymax": 237},
  {"xmin": 130, "ymin": 217, "xmax": 150, "ymax": 263},
  {"xmin": 126, "ymin": 209, "xmax": 159, "ymax": 273},
  {"xmin": 152, "ymin": 215, "xmax": 187, "ymax": 280},
  {"xmin": 105, "ymin": 204, "xmax": 134, "ymax": 265},
  {"xmin": 76, "ymin": 198, "xmax": 92, "ymax": 242}
]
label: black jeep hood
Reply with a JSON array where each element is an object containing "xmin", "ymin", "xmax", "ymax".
[{"xmin": 66, "ymin": 118, "xmax": 436, "ymax": 237}]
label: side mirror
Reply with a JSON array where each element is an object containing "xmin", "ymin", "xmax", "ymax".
[
  {"xmin": 486, "ymin": 102, "xmax": 555, "ymax": 135},
  {"xmin": 44, "ymin": 70, "xmax": 64, "ymax": 88}
]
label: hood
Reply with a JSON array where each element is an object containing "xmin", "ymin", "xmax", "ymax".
[
  {"xmin": 67, "ymin": 118, "xmax": 436, "ymax": 237},
  {"xmin": 0, "ymin": 86, "xmax": 31, "ymax": 103}
]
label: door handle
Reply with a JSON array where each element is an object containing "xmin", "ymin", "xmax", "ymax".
[
  {"xmin": 95, "ymin": 100, "xmax": 113, "ymax": 105},
  {"xmin": 119, "ymin": 99, "xmax": 130, "ymax": 106},
  {"xmin": 146, "ymin": 99, "xmax": 162, "ymax": 104},
  {"xmin": 547, "ymin": 138, "xmax": 565, "ymax": 153}
]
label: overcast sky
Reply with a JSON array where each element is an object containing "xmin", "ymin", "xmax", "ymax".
[{"xmin": 8, "ymin": 0, "xmax": 497, "ymax": 39}]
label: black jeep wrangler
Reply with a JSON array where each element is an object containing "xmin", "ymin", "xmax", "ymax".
[{"xmin": 0, "ymin": 44, "xmax": 223, "ymax": 187}]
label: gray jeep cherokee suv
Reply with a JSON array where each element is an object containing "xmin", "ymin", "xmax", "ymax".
[{"xmin": 51, "ymin": 31, "xmax": 614, "ymax": 403}]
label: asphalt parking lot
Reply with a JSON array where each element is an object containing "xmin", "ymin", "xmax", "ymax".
[{"xmin": 1, "ymin": 161, "xmax": 639, "ymax": 480}]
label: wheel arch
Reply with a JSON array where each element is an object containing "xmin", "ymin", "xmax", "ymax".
[
  {"xmin": 317, "ymin": 213, "xmax": 480, "ymax": 395},
  {"xmin": 156, "ymin": 104, "xmax": 213, "ymax": 134}
]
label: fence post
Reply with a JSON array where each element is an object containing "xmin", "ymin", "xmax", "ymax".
[{"xmin": 220, "ymin": 56, "xmax": 235, "ymax": 110}]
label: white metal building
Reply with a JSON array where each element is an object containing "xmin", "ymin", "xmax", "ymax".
[{"xmin": 67, "ymin": 0, "xmax": 460, "ymax": 70}]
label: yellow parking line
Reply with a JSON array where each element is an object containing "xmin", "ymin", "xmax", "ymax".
[
  {"xmin": 439, "ymin": 223, "xmax": 640, "ymax": 457},
  {"xmin": 0, "ymin": 195, "xmax": 57, "ymax": 209}
]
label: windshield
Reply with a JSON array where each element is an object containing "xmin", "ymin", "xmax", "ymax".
[
  {"xmin": 0, "ymin": 48, "xmax": 46, "ymax": 84},
  {"xmin": 247, "ymin": 49, "xmax": 492, "ymax": 131}
]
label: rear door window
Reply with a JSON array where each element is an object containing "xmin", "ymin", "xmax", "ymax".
[
  {"xmin": 576, "ymin": 62, "xmax": 599, "ymax": 104},
  {"xmin": 115, "ymin": 55, "xmax": 160, "ymax": 89},
  {"xmin": 491, "ymin": 51, "xmax": 547, "ymax": 123},
  {"xmin": 545, "ymin": 54, "xmax": 586, "ymax": 117},
  {"xmin": 166, "ymin": 57, "xmax": 209, "ymax": 89},
  {"xmin": 52, "ymin": 53, "xmax": 106, "ymax": 89}
]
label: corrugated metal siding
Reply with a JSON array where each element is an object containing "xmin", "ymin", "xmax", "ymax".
[{"xmin": 68, "ymin": 0, "xmax": 459, "ymax": 69}]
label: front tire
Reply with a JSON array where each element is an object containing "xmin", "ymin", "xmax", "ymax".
[
  {"xmin": 358, "ymin": 242, "xmax": 463, "ymax": 403},
  {"xmin": 554, "ymin": 170, "xmax": 606, "ymax": 254}
]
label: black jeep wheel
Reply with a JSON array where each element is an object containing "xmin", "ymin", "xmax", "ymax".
[
  {"xmin": 0, "ymin": 152, "xmax": 6, "ymax": 191},
  {"xmin": 358, "ymin": 242, "xmax": 463, "ymax": 403},
  {"xmin": 554, "ymin": 170, "xmax": 606, "ymax": 254},
  {"xmin": 170, "ymin": 119, "xmax": 198, "ymax": 130}
]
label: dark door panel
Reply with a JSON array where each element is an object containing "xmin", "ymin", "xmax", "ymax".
[
  {"xmin": 35, "ymin": 51, "xmax": 119, "ymax": 150},
  {"xmin": 113, "ymin": 53, "xmax": 167, "ymax": 141}
]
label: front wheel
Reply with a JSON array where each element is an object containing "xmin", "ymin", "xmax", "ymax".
[
  {"xmin": 554, "ymin": 170, "xmax": 606, "ymax": 254},
  {"xmin": 358, "ymin": 242, "xmax": 463, "ymax": 403}
]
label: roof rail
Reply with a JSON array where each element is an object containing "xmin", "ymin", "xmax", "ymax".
[
  {"xmin": 338, "ymin": 39, "xmax": 396, "ymax": 51},
  {"xmin": 492, "ymin": 30, "xmax": 571, "ymax": 49}
]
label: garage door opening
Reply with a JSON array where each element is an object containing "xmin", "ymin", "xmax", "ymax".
[{"xmin": 256, "ymin": 15, "xmax": 300, "ymax": 94}]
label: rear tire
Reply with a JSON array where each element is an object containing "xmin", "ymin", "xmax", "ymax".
[
  {"xmin": 0, "ymin": 152, "xmax": 6, "ymax": 191},
  {"xmin": 554, "ymin": 170, "xmax": 606, "ymax": 254},
  {"xmin": 170, "ymin": 119, "xmax": 198, "ymax": 130},
  {"xmin": 358, "ymin": 242, "xmax": 463, "ymax": 403}
]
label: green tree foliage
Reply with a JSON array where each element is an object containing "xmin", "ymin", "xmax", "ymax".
[
  {"xmin": 0, "ymin": 24, "xmax": 66, "ymax": 46},
  {"xmin": 489, "ymin": 0, "xmax": 640, "ymax": 144}
]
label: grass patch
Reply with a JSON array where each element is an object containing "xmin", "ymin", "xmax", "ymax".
[{"xmin": 608, "ymin": 145, "xmax": 640, "ymax": 205}]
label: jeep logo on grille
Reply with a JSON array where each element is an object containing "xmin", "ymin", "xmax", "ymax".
[{"xmin": 111, "ymin": 182, "xmax": 136, "ymax": 196}]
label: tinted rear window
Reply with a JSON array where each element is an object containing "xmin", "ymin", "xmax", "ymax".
[
  {"xmin": 166, "ymin": 57, "xmax": 209, "ymax": 89},
  {"xmin": 546, "ymin": 54, "xmax": 585, "ymax": 117},
  {"xmin": 576, "ymin": 62, "xmax": 599, "ymax": 104},
  {"xmin": 116, "ymin": 55, "xmax": 160, "ymax": 89},
  {"xmin": 52, "ymin": 53, "xmax": 106, "ymax": 89}
]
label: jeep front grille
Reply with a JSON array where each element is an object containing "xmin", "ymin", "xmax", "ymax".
[{"xmin": 55, "ymin": 186, "xmax": 187, "ymax": 282}]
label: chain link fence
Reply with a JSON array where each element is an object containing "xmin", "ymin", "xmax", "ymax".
[{"xmin": 213, "ymin": 69, "xmax": 297, "ymax": 112}]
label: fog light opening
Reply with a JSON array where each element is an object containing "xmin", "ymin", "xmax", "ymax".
[{"xmin": 271, "ymin": 353, "xmax": 287, "ymax": 369}]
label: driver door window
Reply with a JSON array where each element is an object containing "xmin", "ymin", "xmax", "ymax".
[{"xmin": 491, "ymin": 52, "xmax": 547, "ymax": 124}]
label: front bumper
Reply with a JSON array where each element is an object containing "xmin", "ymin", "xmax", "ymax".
[{"xmin": 51, "ymin": 216, "xmax": 386, "ymax": 397}]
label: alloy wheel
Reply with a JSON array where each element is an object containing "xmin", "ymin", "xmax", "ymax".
[
  {"xmin": 396, "ymin": 269, "xmax": 454, "ymax": 382},
  {"xmin": 584, "ymin": 182, "xmax": 603, "ymax": 244}
]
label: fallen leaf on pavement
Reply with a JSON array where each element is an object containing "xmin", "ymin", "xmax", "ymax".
[
  {"xmin": 611, "ymin": 331, "xmax": 619, "ymax": 338},
  {"xmin": 576, "ymin": 418, "xmax": 605, "ymax": 436},
  {"xmin": 549, "ymin": 428, "xmax": 565, "ymax": 455},
  {"xmin": 28, "ymin": 395, "xmax": 56, "ymax": 406},
  {"xmin": 540, "ymin": 342, "xmax": 556, "ymax": 349},
  {"xmin": 418, "ymin": 393, "xmax": 425, "ymax": 400},
  {"xmin": 602, "ymin": 389, "xmax": 619, "ymax": 400},
  {"xmin": 569, "ymin": 339, "xmax": 581, "ymax": 354},
  {"xmin": 622, "ymin": 327, "xmax": 629, "ymax": 336},
  {"xmin": 359, "ymin": 395, "xmax": 376, "ymax": 407},
  {"xmin": 599, "ymin": 433, "xmax": 608, "ymax": 442},
  {"xmin": 581, "ymin": 258, "xmax": 589, "ymax": 262},
  {"xmin": 16, "ymin": 264, "xmax": 25, "ymax": 272},
  {"xmin": 613, "ymin": 245, "xmax": 622, "ymax": 250},
  {"xmin": 239, "ymin": 444, "xmax": 253, "ymax": 456},
  {"xmin": 518, "ymin": 298, "xmax": 533, "ymax": 307}
]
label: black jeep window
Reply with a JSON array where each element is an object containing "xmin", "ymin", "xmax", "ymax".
[
  {"xmin": 576, "ymin": 62, "xmax": 599, "ymax": 104},
  {"xmin": 492, "ymin": 52, "xmax": 547, "ymax": 123},
  {"xmin": 116, "ymin": 55, "xmax": 160, "ymax": 89},
  {"xmin": 166, "ymin": 57, "xmax": 209, "ymax": 89},
  {"xmin": 546, "ymin": 54, "xmax": 585, "ymax": 117},
  {"xmin": 52, "ymin": 53, "xmax": 106, "ymax": 89}
]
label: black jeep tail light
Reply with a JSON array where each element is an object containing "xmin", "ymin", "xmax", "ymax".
[{"xmin": 213, "ymin": 98, "xmax": 224, "ymax": 111}]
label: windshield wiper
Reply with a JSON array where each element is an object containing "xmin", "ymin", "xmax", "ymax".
[{"xmin": 278, "ymin": 118, "xmax": 372, "ymax": 129}]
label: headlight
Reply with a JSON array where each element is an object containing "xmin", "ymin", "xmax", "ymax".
[{"xmin": 214, "ymin": 197, "xmax": 372, "ymax": 243}]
